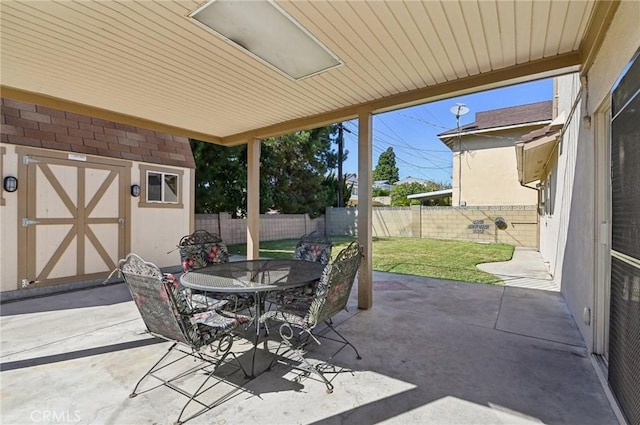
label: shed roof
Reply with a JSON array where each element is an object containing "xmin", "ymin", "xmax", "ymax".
[{"xmin": 1, "ymin": 98, "xmax": 195, "ymax": 169}]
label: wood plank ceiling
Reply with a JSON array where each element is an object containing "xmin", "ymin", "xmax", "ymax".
[{"xmin": 1, "ymin": 1, "xmax": 611, "ymax": 146}]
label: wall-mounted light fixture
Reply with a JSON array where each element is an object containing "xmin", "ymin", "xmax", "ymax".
[
  {"xmin": 3, "ymin": 176, "xmax": 18, "ymax": 192},
  {"xmin": 494, "ymin": 217, "xmax": 508, "ymax": 230},
  {"xmin": 188, "ymin": 0, "xmax": 342, "ymax": 80},
  {"xmin": 131, "ymin": 184, "xmax": 141, "ymax": 197}
]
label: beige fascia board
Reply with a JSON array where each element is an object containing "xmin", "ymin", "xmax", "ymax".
[
  {"xmin": 579, "ymin": 0, "xmax": 621, "ymax": 76},
  {"xmin": 0, "ymin": 86, "xmax": 224, "ymax": 145},
  {"xmin": 523, "ymin": 133, "xmax": 560, "ymax": 151},
  {"xmin": 222, "ymin": 108, "xmax": 359, "ymax": 145},
  {"xmin": 515, "ymin": 142, "xmax": 526, "ymax": 184},
  {"xmin": 516, "ymin": 132, "xmax": 560, "ymax": 184},
  {"xmin": 223, "ymin": 52, "xmax": 581, "ymax": 144},
  {"xmin": 444, "ymin": 120, "xmax": 552, "ymax": 139}
]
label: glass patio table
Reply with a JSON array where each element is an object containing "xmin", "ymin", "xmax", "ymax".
[{"xmin": 179, "ymin": 259, "xmax": 325, "ymax": 377}]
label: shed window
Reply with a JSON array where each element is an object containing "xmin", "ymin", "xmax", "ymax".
[{"xmin": 147, "ymin": 171, "xmax": 179, "ymax": 203}]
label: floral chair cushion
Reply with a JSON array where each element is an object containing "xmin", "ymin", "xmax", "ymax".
[
  {"xmin": 177, "ymin": 231, "xmax": 255, "ymax": 313},
  {"xmin": 294, "ymin": 232, "xmax": 332, "ymax": 266},
  {"xmin": 267, "ymin": 232, "xmax": 332, "ymax": 306},
  {"xmin": 180, "ymin": 242, "xmax": 229, "ymax": 272},
  {"xmin": 192, "ymin": 310, "xmax": 250, "ymax": 329}
]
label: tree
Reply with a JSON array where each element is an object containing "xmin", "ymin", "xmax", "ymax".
[
  {"xmin": 391, "ymin": 181, "xmax": 452, "ymax": 206},
  {"xmin": 191, "ymin": 125, "xmax": 340, "ymax": 217},
  {"xmin": 322, "ymin": 173, "xmax": 354, "ymax": 207},
  {"xmin": 260, "ymin": 128, "xmax": 338, "ymax": 217},
  {"xmin": 190, "ymin": 141, "xmax": 247, "ymax": 216},
  {"xmin": 372, "ymin": 187, "xmax": 390, "ymax": 197},
  {"xmin": 373, "ymin": 147, "xmax": 399, "ymax": 184}
]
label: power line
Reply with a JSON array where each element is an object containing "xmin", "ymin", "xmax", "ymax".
[
  {"xmin": 342, "ymin": 123, "xmax": 452, "ymax": 169},
  {"xmin": 342, "ymin": 132, "xmax": 452, "ymax": 181}
]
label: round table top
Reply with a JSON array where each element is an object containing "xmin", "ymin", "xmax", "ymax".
[{"xmin": 179, "ymin": 259, "xmax": 326, "ymax": 293}]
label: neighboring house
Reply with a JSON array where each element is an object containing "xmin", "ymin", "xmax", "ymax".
[
  {"xmin": 348, "ymin": 177, "xmax": 442, "ymax": 206},
  {"xmin": 394, "ymin": 176, "xmax": 431, "ymax": 186},
  {"xmin": 0, "ymin": 99, "xmax": 195, "ymax": 293},
  {"xmin": 438, "ymin": 101, "xmax": 552, "ymax": 206},
  {"xmin": 346, "ymin": 174, "xmax": 393, "ymax": 207},
  {"xmin": 373, "ymin": 180, "xmax": 392, "ymax": 192},
  {"xmin": 347, "ymin": 177, "xmax": 393, "ymax": 206},
  {"xmin": 395, "ymin": 176, "xmax": 452, "ymax": 205},
  {"xmin": 407, "ymin": 188, "xmax": 454, "ymax": 204}
]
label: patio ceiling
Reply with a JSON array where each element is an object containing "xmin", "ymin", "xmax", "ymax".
[{"xmin": 0, "ymin": 1, "xmax": 617, "ymax": 146}]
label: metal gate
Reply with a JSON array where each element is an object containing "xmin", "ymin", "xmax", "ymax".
[{"xmin": 609, "ymin": 50, "xmax": 640, "ymax": 425}]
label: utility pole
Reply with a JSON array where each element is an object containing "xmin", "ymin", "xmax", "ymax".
[
  {"xmin": 337, "ymin": 122, "xmax": 344, "ymax": 208},
  {"xmin": 449, "ymin": 104, "xmax": 469, "ymax": 207}
]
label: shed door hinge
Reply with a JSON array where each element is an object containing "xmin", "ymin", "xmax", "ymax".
[
  {"xmin": 23, "ymin": 155, "xmax": 41, "ymax": 165},
  {"xmin": 22, "ymin": 218, "xmax": 40, "ymax": 227}
]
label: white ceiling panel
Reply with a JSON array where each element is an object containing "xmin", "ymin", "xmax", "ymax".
[{"xmin": 0, "ymin": 0, "xmax": 608, "ymax": 145}]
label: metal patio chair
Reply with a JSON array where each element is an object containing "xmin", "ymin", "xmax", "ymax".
[
  {"xmin": 118, "ymin": 253, "xmax": 249, "ymax": 425},
  {"xmin": 259, "ymin": 241, "xmax": 363, "ymax": 393},
  {"xmin": 178, "ymin": 230, "xmax": 253, "ymax": 313},
  {"xmin": 293, "ymin": 231, "xmax": 333, "ymax": 265},
  {"xmin": 267, "ymin": 231, "xmax": 333, "ymax": 308}
]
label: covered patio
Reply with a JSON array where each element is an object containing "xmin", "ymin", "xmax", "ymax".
[
  {"xmin": 0, "ymin": 0, "xmax": 619, "ymax": 310},
  {"xmin": 1, "ymin": 270, "xmax": 616, "ymax": 424},
  {"xmin": 1, "ymin": 1, "xmax": 634, "ymax": 423}
]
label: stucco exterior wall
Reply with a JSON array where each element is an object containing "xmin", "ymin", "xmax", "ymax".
[
  {"xmin": 0, "ymin": 144, "xmax": 19, "ymax": 292},
  {"xmin": 539, "ymin": 1, "xmax": 640, "ymax": 351},
  {"xmin": 129, "ymin": 162, "xmax": 192, "ymax": 268},
  {"xmin": 539, "ymin": 73, "xmax": 580, "ymax": 281},
  {"xmin": 451, "ymin": 129, "xmax": 539, "ymax": 206}
]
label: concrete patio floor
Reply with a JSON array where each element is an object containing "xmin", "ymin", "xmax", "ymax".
[{"xmin": 1, "ymin": 271, "xmax": 617, "ymax": 425}]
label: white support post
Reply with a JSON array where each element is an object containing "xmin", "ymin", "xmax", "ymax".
[
  {"xmin": 247, "ymin": 138, "xmax": 260, "ymax": 260},
  {"xmin": 357, "ymin": 111, "xmax": 373, "ymax": 309}
]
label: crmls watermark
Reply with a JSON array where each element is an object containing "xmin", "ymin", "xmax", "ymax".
[{"xmin": 30, "ymin": 410, "xmax": 81, "ymax": 423}]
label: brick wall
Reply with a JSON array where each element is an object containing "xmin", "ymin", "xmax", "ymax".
[{"xmin": 1, "ymin": 98, "xmax": 194, "ymax": 168}]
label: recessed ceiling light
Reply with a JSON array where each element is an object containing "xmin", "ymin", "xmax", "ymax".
[{"xmin": 188, "ymin": 0, "xmax": 342, "ymax": 80}]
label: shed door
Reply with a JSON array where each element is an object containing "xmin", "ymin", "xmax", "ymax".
[{"xmin": 19, "ymin": 152, "xmax": 128, "ymax": 287}]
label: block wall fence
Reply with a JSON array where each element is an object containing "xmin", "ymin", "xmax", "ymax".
[
  {"xmin": 194, "ymin": 213, "xmax": 325, "ymax": 245},
  {"xmin": 326, "ymin": 205, "xmax": 538, "ymax": 248},
  {"xmin": 197, "ymin": 205, "xmax": 538, "ymax": 248}
]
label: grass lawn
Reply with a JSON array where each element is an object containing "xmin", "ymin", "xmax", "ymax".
[{"xmin": 228, "ymin": 236, "xmax": 514, "ymax": 284}]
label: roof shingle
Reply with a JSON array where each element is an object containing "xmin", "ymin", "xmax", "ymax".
[{"xmin": 438, "ymin": 100, "xmax": 553, "ymax": 137}]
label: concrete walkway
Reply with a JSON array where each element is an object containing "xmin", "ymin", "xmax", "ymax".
[
  {"xmin": 0, "ymin": 271, "xmax": 616, "ymax": 425},
  {"xmin": 478, "ymin": 247, "xmax": 559, "ymax": 291}
]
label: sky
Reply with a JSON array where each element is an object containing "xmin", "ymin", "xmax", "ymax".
[{"xmin": 339, "ymin": 78, "xmax": 553, "ymax": 184}]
